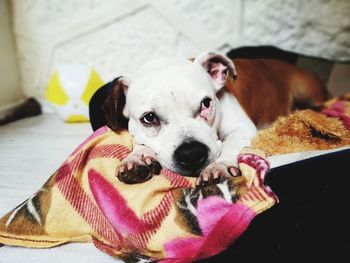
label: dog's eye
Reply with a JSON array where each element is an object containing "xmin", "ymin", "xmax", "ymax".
[
  {"xmin": 140, "ymin": 112, "xmax": 160, "ymax": 126},
  {"xmin": 201, "ymin": 97, "xmax": 212, "ymax": 109}
]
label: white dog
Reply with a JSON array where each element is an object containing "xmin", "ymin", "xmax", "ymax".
[{"xmin": 90, "ymin": 53, "xmax": 257, "ymax": 186}]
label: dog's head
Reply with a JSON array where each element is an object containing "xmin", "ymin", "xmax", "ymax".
[{"xmin": 91, "ymin": 53, "xmax": 236, "ymax": 176}]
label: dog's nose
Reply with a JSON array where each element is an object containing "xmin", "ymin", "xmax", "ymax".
[{"xmin": 174, "ymin": 141, "xmax": 208, "ymax": 172}]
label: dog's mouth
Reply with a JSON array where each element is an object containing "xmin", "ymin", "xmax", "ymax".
[
  {"xmin": 176, "ymin": 167, "xmax": 206, "ymax": 177},
  {"xmin": 157, "ymin": 156, "xmax": 207, "ymax": 177},
  {"xmin": 165, "ymin": 164, "xmax": 205, "ymax": 177},
  {"xmin": 175, "ymin": 158, "xmax": 209, "ymax": 177}
]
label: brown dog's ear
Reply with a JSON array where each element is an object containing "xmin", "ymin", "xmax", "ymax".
[
  {"xmin": 89, "ymin": 77, "xmax": 128, "ymax": 131},
  {"xmin": 102, "ymin": 78, "xmax": 129, "ymax": 131},
  {"xmin": 195, "ymin": 52, "xmax": 237, "ymax": 91}
]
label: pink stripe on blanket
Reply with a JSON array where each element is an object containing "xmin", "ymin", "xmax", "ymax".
[
  {"xmin": 88, "ymin": 169, "xmax": 181, "ymax": 249},
  {"xmin": 163, "ymin": 197, "xmax": 255, "ymax": 262},
  {"xmin": 161, "ymin": 169, "xmax": 193, "ymax": 188},
  {"xmin": 88, "ymin": 169, "xmax": 151, "ymax": 236},
  {"xmin": 71, "ymin": 126, "xmax": 108, "ymax": 156},
  {"xmin": 237, "ymin": 153, "xmax": 270, "ymax": 181},
  {"xmin": 322, "ymin": 101, "xmax": 350, "ymax": 130},
  {"xmin": 56, "ymin": 167, "xmax": 121, "ymax": 247}
]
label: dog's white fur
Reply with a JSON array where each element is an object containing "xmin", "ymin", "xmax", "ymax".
[{"xmin": 118, "ymin": 53, "xmax": 256, "ymax": 182}]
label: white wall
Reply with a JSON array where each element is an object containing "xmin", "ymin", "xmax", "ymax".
[
  {"xmin": 0, "ymin": 0, "xmax": 23, "ymax": 112},
  {"xmin": 10, "ymin": 0, "xmax": 350, "ymax": 100},
  {"xmin": 242, "ymin": 0, "xmax": 350, "ymax": 59}
]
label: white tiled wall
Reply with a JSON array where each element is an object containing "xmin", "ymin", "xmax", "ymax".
[
  {"xmin": 11, "ymin": 0, "xmax": 350, "ymax": 99},
  {"xmin": 242, "ymin": 0, "xmax": 350, "ymax": 60}
]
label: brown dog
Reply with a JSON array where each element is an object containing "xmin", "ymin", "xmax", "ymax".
[{"xmin": 226, "ymin": 58, "xmax": 328, "ymax": 128}]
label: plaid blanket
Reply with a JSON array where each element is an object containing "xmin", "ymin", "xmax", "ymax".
[{"xmin": 0, "ymin": 127, "xmax": 277, "ymax": 262}]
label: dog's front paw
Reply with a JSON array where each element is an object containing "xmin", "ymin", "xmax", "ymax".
[
  {"xmin": 116, "ymin": 152, "xmax": 161, "ymax": 184},
  {"xmin": 195, "ymin": 162, "xmax": 241, "ymax": 188}
]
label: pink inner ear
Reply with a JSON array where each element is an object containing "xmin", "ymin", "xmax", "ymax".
[{"xmin": 208, "ymin": 62, "xmax": 228, "ymax": 83}]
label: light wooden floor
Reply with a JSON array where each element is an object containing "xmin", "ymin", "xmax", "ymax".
[{"xmin": 0, "ymin": 114, "xmax": 118, "ymax": 262}]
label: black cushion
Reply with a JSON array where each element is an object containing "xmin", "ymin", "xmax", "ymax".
[{"xmin": 203, "ymin": 149, "xmax": 350, "ymax": 263}]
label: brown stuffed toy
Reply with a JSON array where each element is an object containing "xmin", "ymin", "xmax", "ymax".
[{"xmin": 252, "ymin": 94, "xmax": 350, "ymax": 156}]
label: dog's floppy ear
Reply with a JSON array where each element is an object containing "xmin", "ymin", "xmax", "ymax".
[
  {"xmin": 89, "ymin": 77, "xmax": 129, "ymax": 131},
  {"xmin": 195, "ymin": 52, "xmax": 237, "ymax": 91}
]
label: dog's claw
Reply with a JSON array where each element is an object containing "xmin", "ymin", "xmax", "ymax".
[
  {"xmin": 117, "ymin": 162, "xmax": 151, "ymax": 184},
  {"xmin": 228, "ymin": 166, "xmax": 241, "ymax": 177},
  {"xmin": 141, "ymin": 155, "xmax": 161, "ymax": 175},
  {"xmin": 196, "ymin": 163, "xmax": 241, "ymax": 188},
  {"xmin": 144, "ymin": 157, "xmax": 152, "ymax": 166},
  {"xmin": 116, "ymin": 154, "xmax": 162, "ymax": 184}
]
